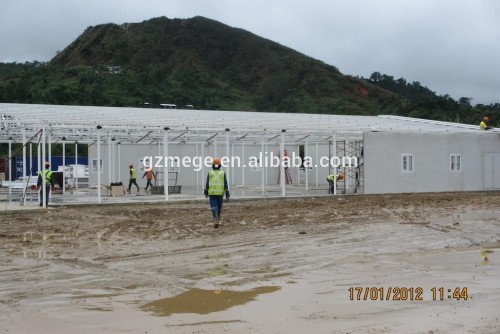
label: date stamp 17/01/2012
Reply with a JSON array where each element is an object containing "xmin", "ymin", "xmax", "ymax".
[{"xmin": 348, "ymin": 287, "xmax": 468, "ymax": 301}]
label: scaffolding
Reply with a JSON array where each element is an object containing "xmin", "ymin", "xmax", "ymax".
[{"xmin": 329, "ymin": 139, "xmax": 364, "ymax": 194}]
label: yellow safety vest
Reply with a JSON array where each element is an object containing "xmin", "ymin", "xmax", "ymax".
[
  {"xmin": 130, "ymin": 168, "xmax": 137, "ymax": 179},
  {"xmin": 38, "ymin": 170, "xmax": 52, "ymax": 183},
  {"xmin": 208, "ymin": 170, "xmax": 225, "ymax": 195},
  {"xmin": 480, "ymin": 121, "xmax": 487, "ymax": 130},
  {"xmin": 326, "ymin": 173, "xmax": 338, "ymax": 182}
]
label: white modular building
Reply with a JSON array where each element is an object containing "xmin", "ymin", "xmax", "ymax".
[{"xmin": 364, "ymin": 130, "xmax": 500, "ymax": 193}]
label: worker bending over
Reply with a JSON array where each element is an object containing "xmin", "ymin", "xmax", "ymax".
[{"xmin": 327, "ymin": 172, "xmax": 344, "ymax": 194}]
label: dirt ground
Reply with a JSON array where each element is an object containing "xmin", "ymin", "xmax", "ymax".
[{"xmin": 1, "ymin": 192, "xmax": 499, "ymax": 334}]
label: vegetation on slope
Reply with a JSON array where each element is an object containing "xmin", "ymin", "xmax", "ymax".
[{"xmin": 0, "ymin": 16, "xmax": 498, "ymax": 126}]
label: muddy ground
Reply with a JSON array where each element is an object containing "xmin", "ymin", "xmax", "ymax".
[{"xmin": 0, "ymin": 192, "xmax": 499, "ymax": 334}]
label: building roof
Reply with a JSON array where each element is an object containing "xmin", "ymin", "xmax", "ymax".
[{"xmin": 0, "ymin": 103, "xmax": 496, "ymax": 145}]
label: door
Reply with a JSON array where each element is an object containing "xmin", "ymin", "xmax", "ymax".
[{"xmin": 484, "ymin": 153, "xmax": 500, "ymax": 189}]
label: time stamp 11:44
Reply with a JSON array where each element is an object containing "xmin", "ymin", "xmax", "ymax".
[{"xmin": 348, "ymin": 287, "xmax": 468, "ymax": 301}]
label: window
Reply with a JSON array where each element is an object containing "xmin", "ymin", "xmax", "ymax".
[
  {"xmin": 251, "ymin": 158, "xmax": 262, "ymax": 172},
  {"xmin": 450, "ymin": 154, "xmax": 461, "ymax": 172},
  {"xmin": 401, "ymin": 154, "xmax": 413, "ymax": 173},
  {"xmin": 168, "ymin": 157, "xmax": 180, "ymax": 172},
  {"xmin": 92, "ymin": 159, "xmax": 103, "ymax": 172}
]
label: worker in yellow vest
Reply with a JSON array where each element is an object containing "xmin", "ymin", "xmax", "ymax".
[
  {"xmin": 204, "ymin": 157, "xmax": 230, "ymax": 228},
  {"xmin": 127, "ymin": 164, "xmax": 140, "ymax": 194},
  {"xmin": 480, "ymin": 116, "xmax": 492, "ymax": 130},
  {"xmin": 326, "ymin": 172, "xmax": 344, "ymax": 194},
  {"xmin": 37, "ymin": 161, "xmax": 54, "ymax": 207}
]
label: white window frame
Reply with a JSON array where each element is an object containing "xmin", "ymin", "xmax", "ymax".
[
  {"xmin": 92, "ymin": 159, "xmax": 103, "ymax": 173},
  {"xmin": 450, "ymin": 154, "xmax": 462, "ymax": 172},
  {"xmin": 401, "ymin": 154, "xmax": 414, "ymax": 173},
  {"xmin": 252, "ymin": 158, "xmax": 262, "ymax": 172},
  {"xmin": 139, "ymin": 159, "xmax": 146, "ymax": 173},
  {"xmin": 168, "ymin": 157, "xmax": 180, "ymax": 172}
]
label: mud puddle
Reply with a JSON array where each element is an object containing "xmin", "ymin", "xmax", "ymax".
[{"xmin": 143, "ymin": 286, "xmax": 281, "ymax": 316}]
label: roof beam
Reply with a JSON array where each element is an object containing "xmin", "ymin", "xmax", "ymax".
[{"xmin": 135, "ymin": 131, "xmax": 153, "ymax": 143}]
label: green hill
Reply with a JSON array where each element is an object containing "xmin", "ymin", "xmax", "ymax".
[
  {"xmin": 0, "ymin": 16, "xmax": 407, "ymax": 114},
  {"xmin": 0, "ymin": 16, "xmax": 498, "ymax": 124}
]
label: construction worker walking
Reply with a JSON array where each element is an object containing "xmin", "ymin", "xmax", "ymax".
[
  {"xmin": 127, "ymin": 164, "xmax": 140, "ymax": 194},
  {"xmin": 204, "ymin": 157, "xmax": 230, "ymax": 228},
  {"xmin": 142, "ymin": 166, "xmax": 156, "ymax": 193},
  {"xmin": 37, "ymin": 161, "xmax": 54, "ymax": 207}
]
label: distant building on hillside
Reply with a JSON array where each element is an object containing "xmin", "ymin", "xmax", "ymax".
[
  {"xmin": 160, "ymin": 104, "xmax": 177, "ymax": 109},
  {"xmin": 107, "ymin": 66, "xmax": 123, "ymax": 74}
]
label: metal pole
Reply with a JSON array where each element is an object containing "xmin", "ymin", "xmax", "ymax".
[
  {"xmin": 108, "ymin": 132, "xmax": 112, "ymax": 185},
  {"xmin": 231, "ymin": 144, "xmax": 234, "ymax": 186},
  {"xmin": 37, "ymin": 140, "xmax": 41, "ymax": 178},
  {"xmin": 280, "ymin": 130, "xmax": 285, "ymax": 197},
  {"xmin": 332, "ymin": 133, "xmax": 337, "ymax": 195},
  {"xmin": 296, "ymin": 144, "xmax": 300, "ymax": 184},
  {"xmin": 345, "ymin": 138, "xmax": 349, "ymax": 191},
  {"xmin": 62, "ymin": 140, "xmax": 65, "ymax": 195},
  {"xmin": 315, "ymin": 142, "xmax": 319, "ymax": 187},
  {"xmin": 30, "ymin": 142, "xmax": 33, "ymax": 178},
  {"xmin": 22, "ymin": 130, "xmax": 27, "ymax": 206},
  {"xmin": 48, "ymin": 132, "xmax": 52, "ymax": 166},
  {"xmin": 41, "ymin": 125, "xmax": 46, "ymax": 207},
  {"xmin": 97, "ymin": 129, "xmax": 101, "ymax": 204},
  {"xmin": 37, "ymin": 141, "xmax": 41, "ymax": 181},
  {"xmin": 156, "ymin": 140, "xmax": 160, "ymax": 189},
  {"xmin": 48, "ymin": 133, "xmax": 51, "ymax": 204},
  {"xmin": 241, "ymin": 142, "xmax": 245, "ymax": 186},
  {"xmin": 117, "ymin": 143, "xmax": 121, "ymax": 182},
  {"xmin": 201, "ymin": 142, "xmax": 205, "ymax": 193},
  {"xmin": 305, "ymin": 139, "xmax": 309, "ymax": 191},
  {"xmin": 8, "ymin": 139, "xmax": 12, "ymax": 200},
  {"xmin": 111, "ymin": 139, "xmax": 115, "ymax": 183},
  {"xmin": 225, "ymin": 129, "xmax": 230, "ymax": 186},
  {"xmin": 37, "ymin": 140, "xmax": 41, "ymax": 206},
  {"xmin": 75, "ymin": 142, "xmax": 78, "ymax": 190},
  {"xmin": 163, "ymin": 128, "xmax": 169, "ymax": 201},
  {"xmin": 265, "ymin": 143, "xmax": 268, "ymax": 185},
  {"xmin": 196, "ymin": 143, "xmax": 199, "ymax": 192},
  {"xmin": 261, "ymin": 136, "xmax": 265, "ymax": 195}
]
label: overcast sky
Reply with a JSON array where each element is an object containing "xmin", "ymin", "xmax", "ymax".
[{"xmin": 1, "ymin": 0, "xmax": 499, "ymax": 105}]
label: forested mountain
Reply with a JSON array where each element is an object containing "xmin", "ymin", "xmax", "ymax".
[
  {"xmin": 362, "ymin": 72, "xmax": 499, "ymax": 126},
  {"xmin": 0, "ymin": 16, "xmax": 497, "ymax": 125}
]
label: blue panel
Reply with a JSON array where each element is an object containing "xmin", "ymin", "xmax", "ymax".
[{"xmin": 14, "ymin": 156, "xmax": 89, "ymax": 179}]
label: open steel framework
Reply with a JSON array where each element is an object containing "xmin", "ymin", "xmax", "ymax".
[{"xmin": 1, "ymin": 103, "xmax": 491, "ymax": 205}]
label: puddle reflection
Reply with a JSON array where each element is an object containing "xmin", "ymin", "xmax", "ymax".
[{"xmin": 143, "ymin": 286, "xmax": 280, "ymax": 316}]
